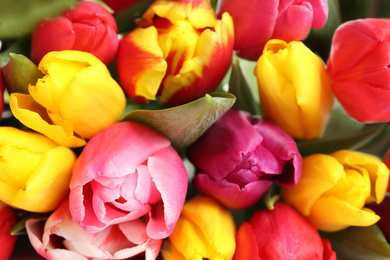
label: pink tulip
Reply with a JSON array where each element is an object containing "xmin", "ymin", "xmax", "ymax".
[
  {"xmin": 30, "ymin": 1, "xmax": 119, "ymax": 65},
  {"xmin": 233, "ymin": 202, "xmax": 336, "ymax": 260},
  {"xmin": 327, "ymin": 19, "xmax": 390, "ymax": 123},
  {"xmin": 69, "ymin": 121, "xmax": 188, "ymax": 239},
  {"xmin": 187, "ymin": 109, "xmax": 302, "ymax": 209},
  {"xmin": 26, "ymin": 199, "xmax": 162, "ymax": 260},
  {"xmin": 0, "ymin": 202, "xmax": 18, "ymax": 260},
  {"xmin": 217, "ymin": 0, "xmax": 328, "ymax": 60}
]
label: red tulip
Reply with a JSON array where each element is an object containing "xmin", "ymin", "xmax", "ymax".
[
  {"xmin": 217, "ymin": 0, "xmax": 328, "ymax": 60},
  {"xmin": 327, "ymin": 19, "xmax": 390, "ymax": 123},
  {"xmin": 233, "ymin": 202, "xmax": 336, "ymax": 260},
  {"xmin": 30, "ymin": 1, "xmax": 119, "ymax": 65},
  {"xmin": 366, "ymin": 193, "xmax": 390, "ymax": 243},
  {"xmin": 187, "ymin": 109, "xmax": 302, "ymax": 209},
  {"xmin": 0, "ymin": 202, "xmax": 18, "ymax": 260}
]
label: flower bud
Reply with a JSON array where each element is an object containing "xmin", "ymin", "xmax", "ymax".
[
  {"xmin": 117, "ymin": 0, "xmax": 234, "ymax": 106},
  {"xmin": 10, "ymin": 50, "xmax": 126, "ymax": 148},
  {"xmin": 31, "ymin": 1, "xmax": 119, "ymax": 65},
  {"xmin": 327, "ymin": 19, "xmax": 390, "ymax": 123},
  {"xmin": 0, "ymin": 127, "xmax": 76, "ymax": 212},
  {"xmin": 0, "ymin": 201, "xmax": 18, "ymax": 260},
  {"xmin": 162, "ymin": 195, "xmax": 236, "ymax": 260},
  {"xmin": 217, "ymin": 0, "xmax": 328, "ymax": 60},
  {"xmin": 233, "ymin": 202, "xmax": 336, "ymax": 260},
  {"xmin": 187, "ymin": 109, "xmax": 302, "ymax": 209},
  {"xmin": 255, "ymin": 40, "xmax": 333, "ymax": 139},
  {"xmin": 281, "ymin": 150, "xmax": 390, "ymax": 232}
]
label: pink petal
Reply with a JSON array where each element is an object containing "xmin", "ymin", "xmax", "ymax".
[{"xmin": 147, "ymin": 147, "xmax": 188, "ymax": 239}]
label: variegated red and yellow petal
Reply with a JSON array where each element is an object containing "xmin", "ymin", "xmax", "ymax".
[
  {"xmin": 117, "ymin": 26, "xmax": 168, "ymax": 103},
  {"xmin": 139, "ymin": 0, "xmax": 217, "ymax": 29},
  {"xmin": 160, "ymin": 12, "xmax": 234, "ymax": 106}
]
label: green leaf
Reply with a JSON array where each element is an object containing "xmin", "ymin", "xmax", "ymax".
[
  {"xmin": 0, "ymin": 0, "xmax": 78, "ymax": 39},
  {"xmin": 228, "ymin": 57, "xmax": 261, "ymax": 115},
  {"xmin": 123, "ymin": 93, "xmax": 236, "ymax": 152},
  {"xmin": 297, "ymin": 123, "xmax": 387, "ymax": 157},
  {"xmin": 1, "ymin": 53, "xmax": 43, "ymax": 94},
  {"xmin": 321, "ymin": 225, "xmax": 390, "ymax": 260}
]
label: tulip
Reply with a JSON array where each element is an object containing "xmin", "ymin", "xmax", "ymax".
[
  {"xmin": 385, "ymin": 149, "xmax": 390, "ymax": 192},
  {"xmin": 281, "ymin": 150, "xmax": 389, "ymax": 232},
  {"xmin": 187, "ymin": 109, "xmax": 302, "ymax": 209},
  {"xmin": 0, "ymin": 201, "xmax": 18, "ymax": 260},
  {"xmin": 116, "ymin": 0, "xmax": 234, "ymax": 107},
  {"xmin": 10, "ymin": 50, "xmax": 126, "ymax": 148},
  {"xmin": 30, "ymin": 1, "xmax": 119, "ymax": 65},
  {"xmin": 255, "ymin": 39, "xmax": 333, "ymax": 139},
  {"xmin": 217, "ymin": 0, "xmax": 328, "ymax": 61},
  {"xmin": 233, "ymin": 202, "xmax": 336, "ymax": 260},
  {"xmin": 161, "ymin": 195, "xmax": 236, "ymax": 260},
  {"xmin": 26, "ymin": 198, "xmax": 162, "ymax": 260},
  {"xmin": 0, "ymin": 127, "xmax": 76, "ymax": 212},
  {"xmin": 69, "ymin": 121, "xmax": 188, "ymax": 239},
  {"xmin": 327, "ymin": 19, "xmax": 390, "ymax": 123}
]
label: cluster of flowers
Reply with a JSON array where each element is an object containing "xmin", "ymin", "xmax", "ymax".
[{"xmin": 0, "ymin": 0, "xmax": 390, "ymax": 259}]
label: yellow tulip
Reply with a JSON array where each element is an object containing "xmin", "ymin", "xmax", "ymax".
[
  {"xmin": 162, "ymin": 196, "xmax": 236, "ymax": 260},
  {"xmin": 255, "ymin": 39, "xmax": 333, "ymax": 139},
  {"xmin": 0, "ymin": 127, "xmax": 76, "ymax": 212},
  {"xmin": 281, "ymin": 150, "xmax": 389, "ymax": 232},
  {"xmin": 10, "ymin": 50, "xmax": 126, "ymax": 147}
]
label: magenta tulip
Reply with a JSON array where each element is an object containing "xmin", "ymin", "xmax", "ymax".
[
  {"xmin": 69, "ymin": 121, "xmax": 188, "ymax": 239},
  {"xmin": 26, "ymin": 199, "xmax": 162, "ymax": 260},
  {"xmin": 30, "ymin": 1, "xmax": 119, "ymax": 65},
  {"xmin": 187, "ymin": 109, "xmax": 302, "ymax": 209},
  {"xmin": 217, "ymin": 0, "xmax": 328, "ymax": 60},
  {"xmin": 233, "ymin": 202, "xmax": 336, "ymax": 260},
  {"xmin": 327, "ymin": 19, "xmax": 390, "ymax": 123}
]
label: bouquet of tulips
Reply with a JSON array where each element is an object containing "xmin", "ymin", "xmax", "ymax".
[{"xmin": 1, "ymin": 0, "xmax": 390, "ymax": 259}]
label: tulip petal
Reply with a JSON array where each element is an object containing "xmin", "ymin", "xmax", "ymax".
[
  {"xmin": 160, "ymin": 13, "xmax": 234, "ymax": 106},
  {"xmin": 147, "ymin": 146, "xmax": 188, "ymax": 239},
  {"xmin": 309, "ymin": 196, "xmax": 380, "ymax": 232},
  {"xmin": 193, "ymin": 173, "xmax": 272, "ymax": 209},
  {"xmin": 30, "ymin": 17, "xmax": 76, "ymax": 64},
  {"xmin": 232, "ymin": 222, "xmax": 260, "ymax": 260},
  {"xmin": 9, "ymin": 93, "xmax": 86, "ymax": 147},
  {"xmin": 281, "ymin": 154, "xmax": 344, "ymax": 216},
  {"xmin": 117, "ymin": 26, "xmax": 168, "ymax": 103}
]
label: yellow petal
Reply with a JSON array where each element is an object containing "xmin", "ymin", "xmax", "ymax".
[
  {"xmin": 60, "ymin": 63, "xmax": 126, "ymax": 139},
  {"xmin": 255, "ymin": 40, "xmax": 333, "ymax": 139},
  {"xmin": 10, "ymin": 146, "xmax": 76, "ymax": 212},
  {"xmin": 281, "ymin": 154, "xmax": 344, "ymax": 216},
  {"xmin": 0, "ymin": 127, "xmax": 56, "ymax": 152},
  {"xmin": 308, "ymin": 196, "xmax": 380, "ymax": 232},
  {"xmin": 331, "ymin": 150, "xmax": 390, "ymax": 204},
  {"xmin": 9, "ymin": 93, "xmax": 86, "ymax": 147}
]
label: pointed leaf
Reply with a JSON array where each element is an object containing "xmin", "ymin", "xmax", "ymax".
[
  {"xmin": 228, "ymin": 57, "xmax": 260, "ymax": 115},
  {"xmin": 297, "ymin": 123, "xmax": 387, "ymax": 157},
  {"xmin": 0, "ymin": 0, "xmax": 78, "ymax": 39},
  {"xmin": 1, "ymin": 53, "xmax": 43, "ymax": 94},
  {"xmin": 320, "ymin": 225, "xmax": 390, "ymax": 260},
  {"xmin": 123, "ymin": 93, "xmax": 236, "ymax": 152}
]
